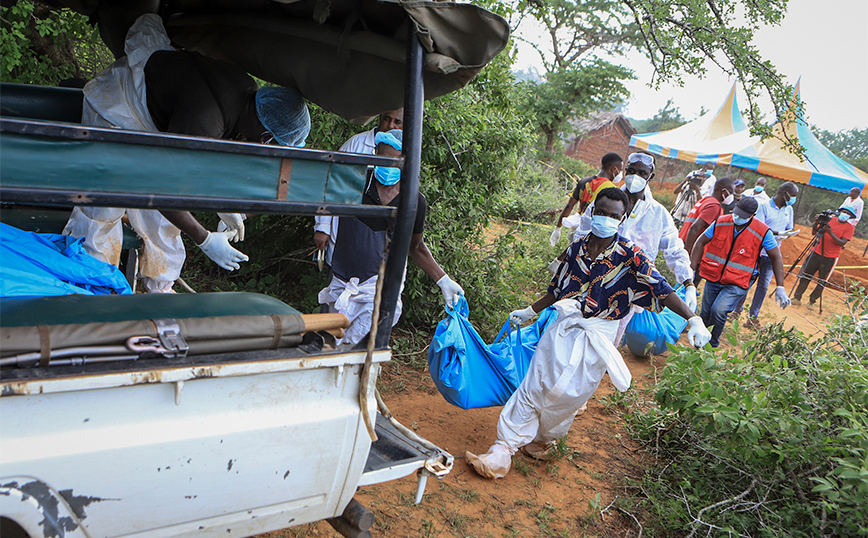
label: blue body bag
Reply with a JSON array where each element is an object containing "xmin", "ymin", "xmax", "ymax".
[
  {"xmin": 623, "ymin": 284, "xmax": 688, "ymax": 356},
  {"xmin": 0, "ymin": 223, "xmax": 132, "ymax": 298},
  {"xmin": 427, "ymin": 296, "xmax": 558, "ymax": 409}
]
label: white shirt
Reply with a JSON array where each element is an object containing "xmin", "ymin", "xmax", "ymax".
[
  {"xmin": 314, "ymin": 128, "xmax": 378, "ymax": 262},
  {"xmin": 744, "ymin": 188, "xmax": 771, "ymax": 205},
  {"xmin": 844, "ymin": 195, "xmax": 864, "ymax": 225},
  {"xmin": 754, "ymin": 197, "xmax": 794, "ymax": 257},
  {"xmin": 577, "ymin": 186, "xmax": 694, "ymax": 284}
]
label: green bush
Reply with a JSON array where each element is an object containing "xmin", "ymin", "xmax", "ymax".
[{"xmin": 625, "ymin": 290, "xmax": 868, "ymax": 537}]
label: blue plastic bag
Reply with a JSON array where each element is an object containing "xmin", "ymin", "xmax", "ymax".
[
  {"xmin": 623, "ymin": 284, "xmax": 689, "ymax": 356},
  {"xmin": 0, "ymin": 223, "xmax": 132, "ymax": 298},
  {"xmin": 427, "ymin": 296, "xmax": 558, "ymax": 409}
]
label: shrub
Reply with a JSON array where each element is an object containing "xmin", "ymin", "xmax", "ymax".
[{"xmin": 625, "ymin": 291, "xmax": 868, "ymax": 537}]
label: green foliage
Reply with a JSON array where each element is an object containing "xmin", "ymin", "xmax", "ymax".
[
  {"xmin": 520, "ymin": 61, "xmax": 633, "ymax": 152},
  {"xmin": 815, "ymin": 127, "xmax": 868, "ymax": 173},
  {"xmin": 630, "ymin": 99, "xmax": 687, "ymax": 133},
  {"xmin": 621, "ymin": 0, "xmax": 793, "ymax": 140},
  {"xmin": 1, "ymin": 1, "xmax": 112, "ymax": 85},
  {"xmin": 626, "ymin": 295, "xmax": 868, "ymax": 537}
]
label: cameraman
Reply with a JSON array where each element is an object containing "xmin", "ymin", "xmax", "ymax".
[{"xmin": 792, "ymin": 205, "xmax": 857, "ymax": 308}]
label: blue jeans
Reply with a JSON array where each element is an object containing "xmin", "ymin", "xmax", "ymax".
[
  {"xmin": 733, "ymin": 256, "xmax": 773, "ymax": 318},
  {"xmin": 701, "ymin": 280, "xmax": 749, "ymax": 347}
]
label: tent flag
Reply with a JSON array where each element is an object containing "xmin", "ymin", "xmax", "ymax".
[
  {"xmin": 729, "ymin": 79, "xmax": 868, "ymax": 195},
  {"xmin": 629, "ymin": 82, "xmax": 758, "ymax": 165}
]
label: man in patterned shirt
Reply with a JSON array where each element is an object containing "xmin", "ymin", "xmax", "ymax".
[{"xmin": 465, "ymin": 188, "xmax": 711, "ymax": 479}]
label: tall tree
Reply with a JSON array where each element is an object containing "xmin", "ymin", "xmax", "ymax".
[
  {"xmin": 620, "ymin": 0, "xmax": 792, "ymax": 139},
  {"xmin": 513, "ymin": 0, "xmax": 796, "ymax": 148},
  {"xmin": 514, "ymin": 0, "xmax": 639, "ymax": 153}
]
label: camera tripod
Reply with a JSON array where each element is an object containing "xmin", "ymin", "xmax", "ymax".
[{"xmin": 779, "ymin": 228, "xmax": 827, "ymax": 314}]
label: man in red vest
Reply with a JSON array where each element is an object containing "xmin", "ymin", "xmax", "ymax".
[
  {"xmin": 679, "ymin": 176, "xmax": 735, "ymax": 256},
  {"xmin": 690, "ymin": 197, "xmax": 790, "ymax": 347}
]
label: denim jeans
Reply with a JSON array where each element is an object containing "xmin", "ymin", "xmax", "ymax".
[
  {"xmin": 701, "ymin": 280, "xmax": 749, "ymax": 347},
  {"xmin": 733, "ymin": 256, "xmax": 773, "ymax": 318}
]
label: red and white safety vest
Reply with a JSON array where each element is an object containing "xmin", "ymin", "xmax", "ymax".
[{"xmin": 699, "ymin": 215, "xmax": 769, "ymax": 289}]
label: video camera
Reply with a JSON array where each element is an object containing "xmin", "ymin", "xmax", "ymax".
[
  {"xmin": 816, "ymin": 209, "xmax": 839, "ymax": 226},
  {"xmin": 688, "ymin": 172, "xmax": 709, "ymax": 186}
]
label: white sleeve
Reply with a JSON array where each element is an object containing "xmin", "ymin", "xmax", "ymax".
[
  {"xmin": 577, "ymin": 203, "xmax": 594, "ymax": 236},
  {"xmin": 314, "ymin": 216, "xmax": 333, "ymax": 235},
  {"xmin": 659, "ymin": 210, "xmax": 693, "ymax": 284}
]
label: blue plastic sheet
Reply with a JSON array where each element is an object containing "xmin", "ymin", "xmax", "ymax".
[
  {"xmin": 427, "ymin": 296, "xmax": 558, "ymax": 409},
  {"xmin": 623, "ymin": 284, "xmax": 689, "ymax": 356},
  {"xmin": 0, "ymin": 223, "xmax": 132, "ymax": 297}
]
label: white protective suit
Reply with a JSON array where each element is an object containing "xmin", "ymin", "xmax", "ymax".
[
  {"xmin": 314, "ymin": 128, "xmax": 376, "ymax": 265},
  {"xmin": 466, "ymin": 300, "xmax": 631, "ymax": 478},
  {"xmin": 571, "ymin": 186, "xmax": 693, "ymax": 346},
  {"xmin": 317, "ymin": 271, "xmax": 404, "ymax": 347},
  {"xmin": 62, "ymin": 15, "xmax": 182, "ymax": 293}
]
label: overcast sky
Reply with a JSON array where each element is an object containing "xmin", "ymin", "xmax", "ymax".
[{"xmin": 513, "ymin": 0, "xmax": 868, "ymax": 133}]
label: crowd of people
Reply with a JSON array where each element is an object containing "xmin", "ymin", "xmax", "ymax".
[{"xmin": 59, "ymin": 13, "xmax": 863, "ymax": 484}]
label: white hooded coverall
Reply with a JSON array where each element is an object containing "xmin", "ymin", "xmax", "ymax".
[
  {"xmin": 62, "ymin": 15, "xmax": 183, "ymax": 293},
  {"xmin": 466, "ymin": 300, "xmax": 631, "ymax": 478}
]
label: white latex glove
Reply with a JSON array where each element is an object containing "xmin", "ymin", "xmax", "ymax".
[
  {"xmin": 217, "ymin": 213, "xmax": 245, "ymax": 242},
  {"xmin": 547, "ymin": 258, "xmax": 561, "ymax": 275},
  {"xmin": 509, "ymin": 306, "xmax": 537, "ymax": 326},
  {"xmin": 436, "ymin": 274, "xmax": 464, "ymax": 308},
  {"xmin": 198, "ymin": 231, "xmax": 249, "ymax": 271},
  {"xmin": 686, "ymin": 316, "xmax": 711, "ymax": 348},
  {"xmin": 549, "ymin": 226, "xmax": 562, "ymax": 247},
  {"xmin": 774, "ymin": 286, "xmax": 791, "ymax": 309},
  {"xmin": 684, "ymin": 284, "xmax": 697, "ymax": 313}
]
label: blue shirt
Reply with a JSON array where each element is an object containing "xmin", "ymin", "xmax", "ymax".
[
  {"xmin": 754, "ymin": 198, "xmax": 793, "ymax": 257},
  {"xmin": 548, "ymin": 234, "xmax": 674, "ymax": 320}
]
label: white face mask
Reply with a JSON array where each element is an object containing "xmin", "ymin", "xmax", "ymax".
[
  {"xmin": 590, "ymin": 214, "xmax": 621, "ymax": 238},
  {"xmin": 624, "ymin": 174, "xmax": 647, "ymax": 194},
  {"xmin": 722, "ymin": 193, "xmax": 734, "ymax": 205},
  {"xmin": 613, "ymin": 171, "xmax": 624, "ymax": 182}
]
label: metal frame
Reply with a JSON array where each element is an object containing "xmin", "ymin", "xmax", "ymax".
[{"xmin": 0, "ymin": 28, "xmax": 426, "ymax": 352}]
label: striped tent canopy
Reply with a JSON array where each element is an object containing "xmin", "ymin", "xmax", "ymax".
[
  {"xmin": 629, "ymin": 82, "xmax": 758, "ymax": 165},
  {"xmin": 729, "ymin": 79, "xmax": 868, "ymax": 195}
]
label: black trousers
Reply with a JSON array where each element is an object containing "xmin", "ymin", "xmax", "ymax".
[{"xmin": 793, "ymin": 251, "xmax": 836, "ymax": 304}]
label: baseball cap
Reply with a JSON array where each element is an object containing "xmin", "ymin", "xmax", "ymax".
[
  {"xmin": 839, "ymin": 205, "xmax": 857, "ymax": 217},
  {"xmin": 733, "ymin": 196, "xmax": 758, "ymax": 219},
  {"xmin": 734, "ymin": 179, "xmax": 746, "ymax": 187}
]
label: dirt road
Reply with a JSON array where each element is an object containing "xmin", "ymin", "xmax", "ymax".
[{"xmin": 271, "ymin": 225, "xmax": 866, "ymax": 538}]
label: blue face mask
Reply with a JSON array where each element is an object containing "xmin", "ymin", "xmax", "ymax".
[
  {"xmin": 590, "ymin": 214, "xmax": 621, "ymax": 238},
  {"xmin": 374, "ymin": 166, "xmax": 401, "ymax": 185},
  {"xmin": 838, "ymin": 214, "xmax": 851, "ymax": 223},
  {"xmin": 754, "ymin": 185, "xmax": 764, "ymax": 193},
  {"xmin": 786, "ymin": 194, "xmax": 796, "ymax": 206},
  {"xmin": 733, "ymin": 215, "xmax": 751, "ymax": 226}
]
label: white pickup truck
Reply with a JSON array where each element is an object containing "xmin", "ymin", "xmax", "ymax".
[{"xmin": 0, "ymin": 1, "xmax": 509, "ymax": 536}]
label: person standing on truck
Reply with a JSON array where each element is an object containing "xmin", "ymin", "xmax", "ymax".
[
  {"xmin": 465, "ymin": 187, "xmax": 711, "ymax": 479},
  {"xmin": 313, "ymin": 108, "xmax": 404, "ymax": 263},
  {"xmin": 64, "ymin": 14, "xmax": 310, "ymax": 293},
  {"xmin": 317, "ymin": 130, "xmax": 464, "ymax": 346}
]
